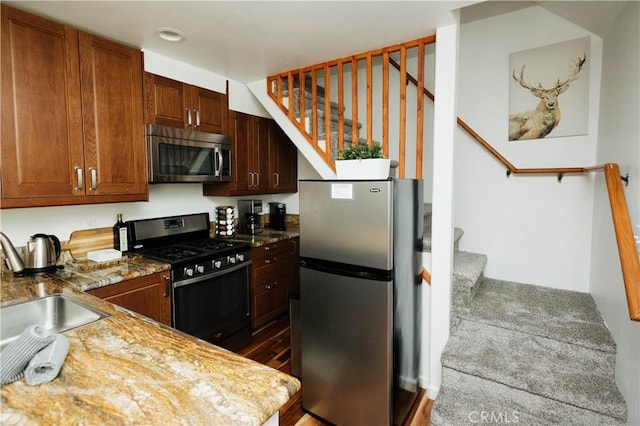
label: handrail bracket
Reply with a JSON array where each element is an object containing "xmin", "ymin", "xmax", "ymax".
[{"xmin": 622, "ymin": 173, "xmax": 630, "ymax": 187}]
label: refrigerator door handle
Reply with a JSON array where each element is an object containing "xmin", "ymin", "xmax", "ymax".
[{"xmin": 300, "ymin": 257, "xmax": 392, "ymax": 282}]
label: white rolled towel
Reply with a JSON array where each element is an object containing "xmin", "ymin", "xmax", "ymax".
[
  {"xmin": 24, "ymin": 334, "xmax": 69, "ymax": 386},
  {"xmin": 0, "ymin": 325, "xmax": 56, "ymax": 386}
]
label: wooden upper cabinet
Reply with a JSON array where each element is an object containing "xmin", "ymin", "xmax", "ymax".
[
  {"xmin": 0, "ymin": 5, "xmax": 147, "ymax": 208},
  {"xmin": 1, "ymin": 5, "xmax": 84, "ymax": 201},
  {"xmin": 203, "ymin": 112, "xmax": 296, "ymax": 197},
  {"xmin": 79, "ymin": 32, "xmax": 146, "ymax": 197},
  {"xmin": 203, "ymin": 111, "xmax": 269, "ymax": 196},
  {"xmin": 267, "ymin": 122, "xmax": 298, "ymax": 193},
  {"xmin": 144, "ymin": 72, "xmax": 228, "ymax": 134}
]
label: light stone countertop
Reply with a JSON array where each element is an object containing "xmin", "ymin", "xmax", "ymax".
[{"xmin": 0, "ymin": 254, "xmax": 300, "ymax": 425}]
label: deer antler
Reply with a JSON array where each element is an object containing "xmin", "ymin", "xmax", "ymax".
[
  {"xmin": 553, "ymin": 54, "xmax": 587, "ymax": 89},
  {"xmin": 513, "ymin": 54, "xmax": 587, "ymax": 92},
  {"xmin": 513, "ymin": 65, "xmax": 542, "ymax": 91}
]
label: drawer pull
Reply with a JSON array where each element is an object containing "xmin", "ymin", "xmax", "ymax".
[
  {"xmin": 264, "ymin": 257, "xmax": 278, "ymax": 264},
  {"xmin": 265, "ymin": 281, "xmax": 278, "ymax": 291},
  {"xmin": 264, "ymin": 244, "xmax": 278, "ymax": 251}
]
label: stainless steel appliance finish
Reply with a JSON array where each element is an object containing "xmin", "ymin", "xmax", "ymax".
[
  {"xmin": 0, "ymin": 232, "xmax": 61, "ymax": 275},
  {"xmin": 299, "ymin": 179, "xmax": 423, "ymax": 426},
  {"xmin": 128, "ymin": 213, "xmax": 252, "ymax": 351},
  {"xmin": 146, "ymin": 124, "xmax": 231, "ymax": 183}
]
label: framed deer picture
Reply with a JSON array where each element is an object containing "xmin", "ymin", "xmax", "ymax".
[{"xmin": 508, "ymin": 37, "xmax": 590, "ymax": 141}]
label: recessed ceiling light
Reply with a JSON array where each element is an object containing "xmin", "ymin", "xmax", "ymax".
[{"xmin": 154, "ymin": 27, "xmax": 185, "ymax": 43}]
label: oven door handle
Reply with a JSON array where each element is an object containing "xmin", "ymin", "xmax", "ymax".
[{"xmin": 173, "ymin": 260, "xmax": 252, "ymax": 289}]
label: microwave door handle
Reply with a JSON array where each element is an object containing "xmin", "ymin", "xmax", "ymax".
[{"xmin": 214, "ymin": 147, "xmax": 222, "ymax": 177}]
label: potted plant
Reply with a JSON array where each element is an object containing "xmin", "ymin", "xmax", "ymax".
[{"xmin": 335, "ymin": 143, "xmax": 392, "ymax": 179}]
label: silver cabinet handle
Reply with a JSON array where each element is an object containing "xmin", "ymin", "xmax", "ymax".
[
  {"xmin": 196, "ymin": 110, "xmax": 201, "ymax": 127},
  {"xmin": 255, "ymin": 172, "xmax": 259, "ymax": 187},
  {"xmin": 74, "ymin": 167, "xmax": 83, "ymax": 191},
  {"xmin": 264, "ymin": 256, "xmax": 278, "ymax": 264},
  {"xmin": 186, "ymin": 108, "xmax": 192, "ymax": 127},
  {"xmin": 275, "ymin": 172, "xmax": 280, "ymax": 187},
  {"xmin": 89, "ymin": 168, "xmax": 97, "ymax": 191}
]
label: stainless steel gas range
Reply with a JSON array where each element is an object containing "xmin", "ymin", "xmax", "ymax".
[{"xmin": 128, "ymin": 213, "xmax": 252, "ymax": 352}]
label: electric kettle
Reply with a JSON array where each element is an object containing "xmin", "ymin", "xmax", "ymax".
[{"xmin": 0, "ymin": 232, "xmax": 61, "ymax": 275}]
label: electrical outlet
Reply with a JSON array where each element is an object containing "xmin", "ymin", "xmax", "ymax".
[{"xmin": 635, "ymin": 225, "xmax": 640, "ymax": 256}]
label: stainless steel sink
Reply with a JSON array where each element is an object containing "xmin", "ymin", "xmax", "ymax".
[{"xmin": 0, "ymin": 294, "xmax": 110, "ymax": 349}]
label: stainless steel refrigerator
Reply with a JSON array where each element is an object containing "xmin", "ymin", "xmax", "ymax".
[{"xmin": 299, "ymin": 179, "xmax": 423, "ymax": 426}]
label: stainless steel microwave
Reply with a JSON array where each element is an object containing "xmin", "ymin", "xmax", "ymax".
[{"xmin": 146, "ymin": 124, "xmax": 231, "ymax": 183}]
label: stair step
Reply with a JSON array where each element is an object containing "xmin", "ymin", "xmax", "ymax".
[
  {"xmin": 282, "ymin": 88, "xmax": 339, "ymax": 116},
  {"xmin": 451, "ymin": 251, "xmax": 487, "ymax": 308},
  {"xmin": 432, "ymin": 367, "xmax": 626, "ymax": 425},
  {"xmin": 440, "ymin": 319, "xmax": 626, "ymax": 421},
  {"xmin": 457, "ymin": 278, "xmax": 617, "ymax": 352}
]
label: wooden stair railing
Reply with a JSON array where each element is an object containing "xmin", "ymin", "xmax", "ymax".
[{"xmin": 267, "ymin": 35, "xmax": 435, "ymax": 179}]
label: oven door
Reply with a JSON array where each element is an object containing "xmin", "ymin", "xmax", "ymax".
[{"xmin": 172, "ymin": 262, "xmax": 251, "ymax": 351}]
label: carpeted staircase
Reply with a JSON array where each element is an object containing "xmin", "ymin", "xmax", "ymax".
[{"xmin": 422, "ymin": 204, "xmax": 628, "ymax": 425}]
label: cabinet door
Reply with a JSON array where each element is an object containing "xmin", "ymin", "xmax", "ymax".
[
  {"xmin": 1, "ymin": 5, "xmax": 84, "ymax": 201},
  {"xmin": 231, "ymin": 111, "xmax": 252, "ymax": 192},
  {"xmin": 192, "ymin": 86, "xmax": 228, "ymax": 134},
  {"xmin": 79, "ymin": 32, "xmax": 147, "ymax": 197},
  {"xmin": 251, "ymin": 116, "xmax": 270, "ymax": 193},
  {"xmin": 88, "ymin": 272, "xmax": 171, "ymax": 326},
  {"xmin": 144, "ymin": 73, "xmax": 189, "ymax": 129},
  {"xmin": 268, "ymin": 122, "xmax": 298, "ymax": 193}
]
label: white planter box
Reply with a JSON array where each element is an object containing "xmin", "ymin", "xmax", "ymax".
[{"xmin": 335, "ymin": 159, "xmax": 391, "ymax": 180}]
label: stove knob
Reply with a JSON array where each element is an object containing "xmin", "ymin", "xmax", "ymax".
[
  {"xmin": 196, "ymin": 264, "xmax": 205, "ymax": 274},
  {"xmin": 236, "ymin": 253, "xmax": 245, "ymax": 262},
  {"xmin": 184, "ymin": 267, "xmax": 194, "ymax": 277},
  {"xmin": 214, "ymin": 260, "xmax": 223, "ymax": 269},
  {"xmin": 228, "ymin": 255, "xmax": 236, "ymax": 264}
]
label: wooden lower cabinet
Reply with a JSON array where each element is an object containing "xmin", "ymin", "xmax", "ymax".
[
  {"xmin": 251, "ymin": 237, "xmax": 299, "ymax": 329},
  {"xmin": 88, "ymin": 271, "xmax": 171, "ymax": 326}
]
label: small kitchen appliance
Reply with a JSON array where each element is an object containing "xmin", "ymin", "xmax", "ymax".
[
  {"xmin": 127, "ymin": 213, "xmax": 251, "ymax": 351},
  {"xmin": 238, "ymin": 200, "xmax": 263, "ymax": 235},
  {"xmin": 0, "ymin": 232, "xmax": 61, "ymax": 276},
  {"xmin": 268, "ymin": 202, "xmax": 287, "ymax": 231}
]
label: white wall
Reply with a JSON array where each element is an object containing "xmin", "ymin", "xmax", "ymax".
[
  {"xmin": 0, "ymin": 52, "xmax": 304, "ymax": 246},
  {"xmin": 589, "ymin": 2, "xmax": 640, "ymax": 424},
  {"xmin": 455, "ymin": 6, "xmax": 602, "ymax": 291}
]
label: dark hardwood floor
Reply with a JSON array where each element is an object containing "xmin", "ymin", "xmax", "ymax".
[{"xmin": 237, "ymin": 315, "xmax": 433, "ymax": 426}]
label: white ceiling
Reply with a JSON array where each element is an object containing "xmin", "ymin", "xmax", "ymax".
[
  {"xmin": 5, "ymin": 1, "xmax": 627, "ymax": 84},
  {"xmin": 5, "ymin": 0, "xmax": 476, "ymax": 83}
]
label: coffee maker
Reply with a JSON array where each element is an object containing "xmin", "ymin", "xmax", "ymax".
[
  {"xmin": 238, "ymin": 200, "xmax": 263, "ymax": 235},
  {"xmin": 269, "ymin": 202, "xmax": 287, "ymax": 231}
]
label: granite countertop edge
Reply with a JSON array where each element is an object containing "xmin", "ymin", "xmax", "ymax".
[{"xmin": 0, "ymin": 233, "xmax": 301, "ymax": 425}]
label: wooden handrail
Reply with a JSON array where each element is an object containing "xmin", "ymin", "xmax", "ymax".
[
  {"xmin": 605, "ymin": 163, "xmax": 640, "ymax": 321},
  {"xmin": 422, "ymin": 268, "xmax": 431, "ymax": 285}
]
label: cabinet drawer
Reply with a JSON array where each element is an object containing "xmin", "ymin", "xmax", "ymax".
[{"xmin": 252, "ymin": 241, "xmax": 289, "ymax": 260}]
